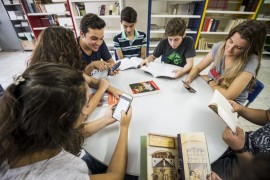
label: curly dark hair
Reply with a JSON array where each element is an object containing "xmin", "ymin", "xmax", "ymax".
[
  {"xmin": 165, "ymin": 18, "xmax": 186, "ymax": 37},
  {"xmin": 80, "ymin": 13, "xmax": 106, "ymax": 35},
  {"xmin": 121, "ymin": 6, "xmax": 137, "ymax": 23},
  {"xmin": 0, "ymin": 63, "xmax": 87, "ymax": 164},
  {"xmin": 28, "ymin": 27, "xmax": 83, "ymax": 70}
]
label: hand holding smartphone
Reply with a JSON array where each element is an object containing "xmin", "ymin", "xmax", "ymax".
[
  {"xmin": 108, "ymin": 61, "xmax": 121, "ymax": 75},
  {"xmin": 112, "ymin": 93, "xmax": 133, "ymax": 121}
]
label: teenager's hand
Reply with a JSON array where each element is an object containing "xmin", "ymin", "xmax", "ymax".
[
  {"xmin": 93, "ymin": 61, "xmax": 111, "ymax": 71},
  {"xmin": 222, "ymin": 126, "xmax": 245, "ymax": 150},
  {"xmin": 209, "ymin": 172, "xmax": 222, "ymax": 180},
  {"xmin": 228, "ymin": 100, "xmax": 244, "ymax": 113},
  {"xmin": 139, "ymin": 59, "xmax": 149, "ymax": 67},
  {"xmin": 108, "ymin": 69, "xmax": 120, "ymax": 76},
  {"xmin": 103, "ymin": 105, "xmax": 117, "ymax": 124}
]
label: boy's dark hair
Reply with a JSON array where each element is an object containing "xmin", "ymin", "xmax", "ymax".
[
  {"xmin": 121, "ymin": 6, "xmax": 137, "ymax": 23},
  {"xmin": 80, "ymin": 13, "xmax": 106, "ymax": 35},
  {"xmin": 165, "ymin": 18, "xmax": 186, "ymax": 37}
]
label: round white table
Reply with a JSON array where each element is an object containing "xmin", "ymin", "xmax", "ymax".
[{"xmin": 83, "ymin": 69, "xmax": 228, "ymax": 175}]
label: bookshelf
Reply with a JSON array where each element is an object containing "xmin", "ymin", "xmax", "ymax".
[
  {"xmin": 2, "ymin": 0, "xmax": 35, "ymax": 50},
  {"xmin": 197, "ymin": 0, "xmax": 263, "ymax": 53},
  {"xmin": 68, "ymin": 0, "xmax": 123, "ymax": 52},
  {"xmin": 147, "ymin": 0, "xmax": 206, "ymax": 55},
  {"xmin": 20, "ymin": 0, "xmax": 76, "ymax": 40},
  {"xmin": 256, "ymin": 0, "xmax": 270, "ymax": 55}
]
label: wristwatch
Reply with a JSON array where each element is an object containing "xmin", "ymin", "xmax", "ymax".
[{"xmin": 207, "ymin": 78, "xmax": 214, "ymax": 84}]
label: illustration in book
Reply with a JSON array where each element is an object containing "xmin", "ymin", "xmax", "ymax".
[
  {"xmin": 140, "ymin": 62, "xmax": 182, "ymax": 78},
  {"xmin": 147, "ymin": 133, "xmax": 180, "ymax": 180},
  {"xmin": 177, "ymin": 132, "xmax": 211, "ymax": 180},
  {"xmin": 208, "ymin": 89, "xmax": 238, "ymax": 133},
  {"xmin": 128, "ymin": 80, "xmax": 160, "ymax": 97},
  {"xmin": 118, "ymin": 57, "xmax": 143, "ymax": 70}
]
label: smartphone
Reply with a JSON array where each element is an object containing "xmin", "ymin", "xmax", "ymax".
[
  {"xmin": 108, "ymin": 61, "xmax": 121, "ymax": 75},
  {"xmin": 112, "ymin": 93, "xmax": 133, "ymax": 121},
  {"xmin": 182, "ymin": 80, "xmax": 197, "ymax": 93}
]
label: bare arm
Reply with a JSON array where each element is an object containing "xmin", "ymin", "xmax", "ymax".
[
  {"xmin": 208, "ymin": 71, "xmax": 253, "ymax": 101},
  {"xmin": 116, "ymin": 49, "xmax": 124, "ymax": 60},
  {"xmin": 83, "ymin": 73, "xmax": 122, "ymax": 98},
  {"xmin": 185, "ymin": 51, "xmax": 213, "ymax": 85},
  {"xmin": 90, "ymin": 107, "xmax": 132, "ymax": 180},
  {"xmin": 140, "ymin": 46, "xmax": 147, "ymax": 59},
  {"xmin": 229, "ymin": 100, "xmax": 270, "ymax": 126},
  {"xmin": 82, "ymin": 105, "xmax": 117, "ymax": 138},
  {"xmin": 174, "ymin": 57, "xmax": 194, "ymax": 78}
]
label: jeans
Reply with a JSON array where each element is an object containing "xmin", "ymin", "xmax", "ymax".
[{"xmin": 82, "ymin": 149, "xmax": 139, "ymax": 180}]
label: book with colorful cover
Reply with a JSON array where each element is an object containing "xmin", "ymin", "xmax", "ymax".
[
  {"xmin": 140, "ymin": 62, "xmax": 182, "ymax": 78},
  {"xmin": 128, "ymin": 80, "xmax": 160, "ymax": 97},
  {"xmin": 89, "ymin": 91, "xmax": 118, "ymax": 107},
  {"xmin": 177, "ymin": 132, "xmax": 211, "ymax": 180},
  {"xmin": 208, "ymin": 89, "xmax": 239, "ymax": 133},
  {"xmin": 146, "ymin": 133, "xmax": 180, "ymax": 180}
]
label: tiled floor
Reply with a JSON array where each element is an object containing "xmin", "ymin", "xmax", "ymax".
[{"xmin": 0, "ymin": 51, "xmax": 270, "ymax": 132}]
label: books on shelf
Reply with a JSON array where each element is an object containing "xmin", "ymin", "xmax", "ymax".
[
  {"xmin": 128, "ymin": 80, "xmax": 160, "ymax": 97},
  {"xmin": 140, "ymin": 62, "xmax": 181, "ymax": 78},
  {"xmin": 208, "ymin": 89, "xmax": 239, "ymax": 133},
  {"xmin": 118, "ymin": 57, "xmax": 143, "ymax": 71},
  {"xmin": 146, "ymin": 132, "xmax": 211, "ymax": 180}
]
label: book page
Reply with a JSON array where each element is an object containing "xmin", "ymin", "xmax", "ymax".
[
  {"xmin": 147, "ymin": 133, "xmax": 180, "ymax": 180},
  {"xmin": 119, "ymin": 57, "xmax": 143, "ymax": 70},
  {"xmin": 209, "ymin": 90, "xmax": 238, "ymax": 133},
  {"xmin": 140, "ymin": 62, "xmax": 181, "ymax": 78},
  {"xmin": 178, "ymin": 132, "xmax": 211, "ymax": 180}
]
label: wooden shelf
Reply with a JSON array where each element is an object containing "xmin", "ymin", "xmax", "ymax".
[{"xmin": 206, "ymin": 10, "xmax": 255, "ymax": 15}]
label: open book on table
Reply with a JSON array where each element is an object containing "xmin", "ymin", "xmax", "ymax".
[
  {"xmin": 89, "ymin": 88, "xmax": 118, "ymax": 107},
  {"xmin": 118, "ymin": 57, "xmax": 143, "ymax": 70},
  {"xmin": 208, "ymin": 89, "xmax": 239, "ymax": 133},
  {"xmin": 128, "ymin": 80, "xmax": 160, "ymax": 97},
  {"xmin": 145, "ymin": 132, "xmax": 211, "ymax": 180},
  {"xmin": 140, "ymin": 62, "xmax": 182, "ymax": 78}
]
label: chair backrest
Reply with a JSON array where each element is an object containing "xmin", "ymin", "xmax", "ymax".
[
  {"xmin": 246, "ymin": 79, "xmax": 264, "ymax": 106},
  {"xmin": 0, "ymin": 84, "xmax": 4, "ymax": 97}
]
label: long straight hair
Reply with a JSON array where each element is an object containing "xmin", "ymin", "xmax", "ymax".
[{"xmin": 214, "ymin": 20, "xmax": 266, "ymax": 89}]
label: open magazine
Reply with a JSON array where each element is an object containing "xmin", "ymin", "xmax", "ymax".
[
  {"xmin": 118, "ymin": 57, "xmax": 143, "ymax": 70},
  {"xmin": 140, "ymin": 62, "xmax": 182, "ymax": 78},
  {"xmin": 208, "ymin": 89, "xmax": 239, "ymax": 133}
]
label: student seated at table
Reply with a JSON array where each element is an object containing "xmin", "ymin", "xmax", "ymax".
[
  {"xmin": 184, "ymin": 20, "xmax": 267, "ymax": 104},
  {"xmin": 113, "ymin": 6, "xmax": 147, "ymax": 59},
  {"xmin": 0, "ymin": 63, "xmax": 132, "ymax": 180},
  {"xmin": 211, "ymin": 100, "xmax": 270, "ymax": 180},
  {"xmin": 140, "ymin": 17, "xmax": 196, "ymax": 79},
  {"xmin": 29, "ymin": 27, "xmax": 122, "ymax": 120},
  {"xmin": 78, "ymin": 13, "xmax": 118, "ymax": 76}
]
